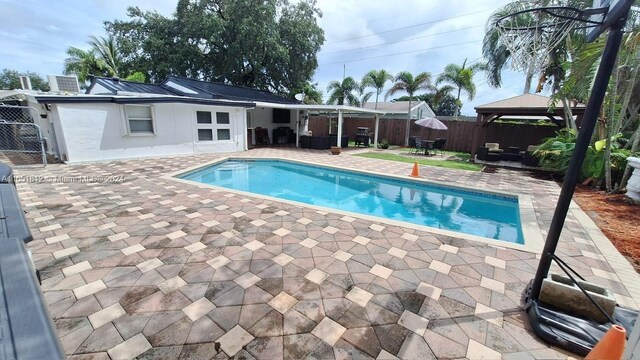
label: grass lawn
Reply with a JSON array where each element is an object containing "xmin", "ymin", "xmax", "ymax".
[
  {"xmin": 354, "ymin": 152, "xmax": 483, "ymax": 171},
  {"xmin": 398, "ymin": 147, "xmax": 471, "ymax": 161}
]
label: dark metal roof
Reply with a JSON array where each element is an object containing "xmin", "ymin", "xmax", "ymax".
[
  {"xmin": 162, "ymin": 76, "xmax": 299, "ymax": 104},
  {"xmin": 35, "ymin": 95, "xmax": 254, "ymax": 108},
  {"xmin": 87, "ymin": 77, "xmax": 178, "ymax": 96}
]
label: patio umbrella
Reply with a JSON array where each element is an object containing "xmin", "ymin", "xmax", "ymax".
[{"xmin": 415, "ymin": 117, "xmax": 447, "ymax": 140}]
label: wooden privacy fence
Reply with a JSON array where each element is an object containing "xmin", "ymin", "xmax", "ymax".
[{"xmin": 308, "ymin": 116, "xmax": 560, "ymax": 153}]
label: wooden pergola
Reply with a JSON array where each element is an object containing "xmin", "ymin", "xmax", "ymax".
[{"xmin": 470, "ymin": 94, "xmax": 586, "ymax": 158}]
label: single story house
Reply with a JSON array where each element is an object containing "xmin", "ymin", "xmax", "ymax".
[
  {"xmin": 361, "ymin": 101, "xmax": 435, "ymax": 120},
  {"xmin": 0, "ymin": 77, "xmax": 384, "ymax": 163}
]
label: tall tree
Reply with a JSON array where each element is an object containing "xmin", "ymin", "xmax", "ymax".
[
  {"xmin": 104, "ymin": 0, "xmax": 325, "ymax": 93},
  {"xmin": 361, "ymin": 69, "xmax": 393, "ymax": 109},
  {"xmin": 356, "ymin": 83, "xmax": 373, "ymax": 108},
  {"xmin": 386, "ymin": 71, "xmax": 432, "ymax": 146},
  {"xmin": 88, "ymin": 35, "xmax": 121, "ymax": 77},
  {"xmin": 396, "ymin": 85, "xmax": 456, "ymax": 116},
  {"xmin": 64, "ymin": 47, "xmax": 103, "ymax": 84},
  {"xmin": 0, "ymin": 69, "xmax": 49, "ymax": 91},
  {"xmin": 326, "ymin": 77, "xmax": 360, "ymax": 106},
  {"xmin": 436, "ymin": 58, "xmax": 485, "ymax": 119}
]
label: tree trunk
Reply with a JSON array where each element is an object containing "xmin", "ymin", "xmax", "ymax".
[
  {"xmin": 405, "ymin": 98, "xmax": 412, "ymax": 146},
  {"xmin": 560, "ymin": 97, "xmax": 576, "ymax": 130},
  {"xmin": 454, "ymin": 87, "xmax": 461, "ymax": 121},
  {"xmin": 523, "ymin": 63, "xmax": 534, "ymax": 94},
  {"xmin": 374, "ymin": 92, "xmax": 379, "ymax": 110}
]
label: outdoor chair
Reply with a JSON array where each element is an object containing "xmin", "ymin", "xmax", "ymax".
[
  {"xmin": 485, "ymin": 143, "xmax": 504, "ymax": 153},
  {"xmin": 410, "ymin": 138, "xmax": 423, "ymax": 154},
  {"xmin": 523, "ymin": 145, "xmax": 540, "ymax": 167},
  {"xmin": 433, "ymin": 138, "xmax": 447, "ymax": 156}
]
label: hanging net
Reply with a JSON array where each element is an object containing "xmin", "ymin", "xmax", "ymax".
[{"xmin": 494, "ymin": 0, "xmax": 602, "ymax": 74}]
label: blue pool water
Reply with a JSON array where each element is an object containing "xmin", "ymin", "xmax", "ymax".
[{"xmin": 180, "ymin": 160, "xmax": 524, "ymax": 244}]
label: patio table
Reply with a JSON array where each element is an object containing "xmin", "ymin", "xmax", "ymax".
[{"xmin": 423, "ymin": 140, "xmax": 435, "ymax": 156}]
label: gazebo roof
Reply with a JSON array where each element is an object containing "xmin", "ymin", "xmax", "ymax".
[{"xmin": 475, "ymin": 93, "xmax": 585, "ymax": 114}]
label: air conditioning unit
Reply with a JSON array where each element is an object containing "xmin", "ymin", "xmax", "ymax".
[
  {"xmin": 47, "ymin": 75, "xmax": 80, "ymax": 93},
  {"xmin": 19, "ymin": 76, "xmax": 32, "ymax": 90}
]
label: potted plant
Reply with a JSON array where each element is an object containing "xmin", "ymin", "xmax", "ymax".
[
  {"xmin": 377, "ymin": 139, "xmax": 390, "ymax": 149},
  {"xmin": 330, "ymin": 146, "xmax": 341, "ymax": 155}
]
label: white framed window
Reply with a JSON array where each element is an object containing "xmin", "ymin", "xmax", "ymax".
[
  {"xmin": 195, "ymin": 110, "xmax": 232, "ymax": 142},
  {"xmin": 124, "ymin": 105, "xmax": 156, "ymax": 135}
]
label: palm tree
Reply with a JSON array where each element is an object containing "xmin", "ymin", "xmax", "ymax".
[
  {"xmin": 88, "ymin": 35, "xmax": 121, "ymax": 77},
  {"xmin": 356, "ymin": 83, "xmax": 373, "ymax": 108},
  {"xmin": 436, "ymin": 58, "xmax": 486, "ymax": 119},
  {"xmin": 326, "ymin": 77, "xmax": 360, "ymax": 106},
  {"xmin": 386, "ymin": 71, "xmax": 432, "ymax": 146},
  {"xmin": 63, "ymin": 47, "xmax": 106, "ymax": 84},
  {"xmin": 361, "ymin": 69, "xmax": 393, "ymax": 109}
]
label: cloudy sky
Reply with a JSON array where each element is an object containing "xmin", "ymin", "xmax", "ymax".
[{"xmin": 1, "ymin": 0, "xmax": 532, "ymax": 115}]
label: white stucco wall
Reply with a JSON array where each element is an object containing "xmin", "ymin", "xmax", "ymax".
[{"xmin": 51, "ymin": 102, "xmax": 247, "ymax": 163}]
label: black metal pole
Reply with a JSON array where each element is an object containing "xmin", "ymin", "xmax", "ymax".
[{"xmin": 529, "ymin": 20, "xmax": 627, "ymax": 301}]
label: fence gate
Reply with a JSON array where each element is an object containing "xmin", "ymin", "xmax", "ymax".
[{"xmin": 0, "ymin": 105, "xmax": 47, "ymax": 167}]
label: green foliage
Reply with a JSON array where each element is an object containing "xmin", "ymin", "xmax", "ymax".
[
  {"xmin": 533, "ymin": 129, "xmax": 634, "ymax": 185},
  {"xmin": 0, "ymin": 69, "xmax": 49, "ymax": 91},
  {"xmin": 361, "ymin": 69, "xmax": 393, "ymax": 109},
  {"xmin": 125, "ymin": 72, "xmax": 146, "ymax": 83},
  {"xmin": 436, "ymin": 58, "xmax": 486, "ymax": 118},
  {"xmin": 354, "ymin": 152, "xmax": 482, "ymax": 171},
  {"xmin": 326, "ymin": 77, "xmax": 360, "ymax": 106},
  {"xmin": 396, "ymin": 87, "xmax": 457, "ymax": 116},
  {"xmin": 104, "ymin": 0, "xmax": 325, "ymax": 94},
  {"xmin": 378, "ymin": 139, "xmax": 390, "ymax": 149},
  {"xmin": 64, "ymin": 47, "xmax": 108, "ymax": 84},
  {"xmin": 290, "ymin": 82, "xmax": 322, "ymax": 104}
]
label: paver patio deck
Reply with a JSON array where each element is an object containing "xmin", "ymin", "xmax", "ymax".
[{"xmin": 17, "ymin": 148, "xmax": 639, "ymax": 359}]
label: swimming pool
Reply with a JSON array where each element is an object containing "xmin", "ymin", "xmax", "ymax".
[{"xmin": 179, "ymin": 159, "xmax": 524, "ymax": 244}]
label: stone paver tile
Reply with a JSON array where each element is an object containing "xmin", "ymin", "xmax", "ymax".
[
  {"xmin": 274, "ymin": 228, "xmax": 291, "ymax": 237},
  {"xmin": 332, "ymin": 250, "xmax": 353, "ymax": 262},
  {"xmin": 97, "ymin": 222, "xmax": 117, "ymax": 230},
  {"xmin": 166, "ymin": 230, "xmax": 187, "ymax": 240},
  {"xmin": 46, "ymin": 233, "xmax": 70, "ymax": 244},
  {"xmin": 207, "ymin": 255, "xmax": 231, "ymax": 269},
  {"xmin": 273, "ymin": 253, "xmax": 294, "ymax": 266},
  {"xmin": 89, "ymin": 303, "xmax": 126, "ymax": 329},
  {"xmin": 186, "ymin": 212, "xmax": 202, "ymax": 219},
  {"xmin": 439, "ymin": 244, "xmax": 459, "ymax": 254},
  {"xmin": 231, "ymin": 211, "xmax": 246, "ymax": 218},
  {"xmin": 388, "ymin": 247, "xmax": 408, "ymax": 259},
  {"xmin": 121, "ymin": 244, "xmax": 145, "ymax": 256},
  {"xmin": 184, "ymin": 242, "xmax": 207, "ymax": 253},
  {"xmin": 397, "ymin": 310, "xmax": 429, "ymax": 336},
  {"xmin": 40, "ymin": 223, "xmax": 62, "ymax": 232},
  {"xmin": 171, "ymin": 205, "xmax": 187, "ymax": 212},
  {"xmin": 340, "ymin": 216, "xmax": 355, "ymax": 222},
  {"xmin": 251, "ymin": 219, "xmax": 267, "ymax": 227},
  {"xmin": 370, "ymin": 264, "xmax": 393, "ymax": 279},
  {"xmin": 202, "ymin": 220, "xmax": 220, "ymax": 227},
  {"xmin": 485, "ymin": 256, "xmax": 506, "ymax": 269},
  {"xmin": 345, "ymin": 287, "xmax": 374, "ymax": 307},
  {"xmin": 467, "ymin": 339, "xmax": 502, "ymax": 359},
  {"xmin": 244, "ymin": 240, "xmax": 265, "ymax": 251},
  {"xmin": 311, "ymin": 317, "xmax": 346, "ymax": 346},
  {"xmin": 138, "ymin": 213, "xmax": 155, "ymax": 219},
  {"xmin": 323, "ymin": 226, "xmax": 339, "ymax": 234},
  {"xmin": 217, "ymin": 325, "xmax": 255, "ymax": 357},
  {"xmin": 305, "ymin": 268, "xmax": 329, "ymax": 285},
  {"xmin": 352, "ymin": 235, "xmax": 371, "ymax": 245},
  {"xmin": 370, "ymin": 224, "xmax": 385, "ymax": 232},
  {"xmin": 297, "ymin": 217, "xmax": 313, "ymax": 225},
  {"xmin": 235, "ymin": 273, "xmax": 261, "ymax": 289},
  {"xmin": 183, "ymin": 298, "xmax": 216, "ymax": 321},
  {"xmin": 108, "ymin": 232, "xmax": 130, "ymax": 242},
  {"xmin": 377, "ymin": 349, "xmax": 400, "ymax": 359},
  {"xmin": 62, "ymin": 261, "xmax": 92, "ymax": 276},
  {"xmin": 480, "ymin": 276, "xmax": 505, "ymax": 293},
  {"xmin": 158, "ymin": 276, "xmax": 187, "ymax": 294},
  {"xmin": 137, "ymin": 258, "xmax": 163, "ymax": 273},
  {"xmin": 429, "ymin": 260, "xmax": 451, "ymax": 275},
  {"xmin": 416, "ymin": 282, "xmax": 442, "ymax": 300},
  {"xmin": 151, "ymin": 221, "xmax": 170, "ymax": 229},
  {"xmin": 475, "ymin": 303, "xmax": 504, "ymax": 327},
  {"xmin": 53, "ymin": 246, "xmax": 79, "ymax": 259},
  {"xmin": 300, "ymin": 238, "xmax": 319, "ymax": 249},
  {"xmin": 107, "ymin": 333, "xmax": 151, "ymax": 359},
  {"xmin": 74, "ymin": 280, "xmax": 107, "ymax": 299},
  {"xmin": 274, "ymin": 210, "xmax": 289, "ymax": 216},
  {"xmin": 402, "ymin": 233, "xmax": 419, "ymax": 242},
  {"xmin": 268, "ymin": 292, "xmax": 299, "ymax": 314}
]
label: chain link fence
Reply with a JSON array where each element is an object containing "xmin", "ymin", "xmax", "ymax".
[{"xmin": 0, "ymin": 105, "xmax": 47, "ymax": 167}]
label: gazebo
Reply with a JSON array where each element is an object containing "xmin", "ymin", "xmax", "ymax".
[{"xmin": 470, "ymin": 93, "xmax": 586, "ymax": 158}]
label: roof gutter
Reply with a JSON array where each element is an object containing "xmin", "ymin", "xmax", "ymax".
[{"xmin": 34, "ymin": 95, "xmax": 255, "ymax": 108}]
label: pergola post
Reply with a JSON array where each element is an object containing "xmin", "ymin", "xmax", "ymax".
[
  {"xmin": 303, "ymin": 111, "xmax": 309, "ymax": 132},
  {"xmin": 373, "ymin": 115, "xmax": 380, "ymax": 148},
  {"xmin": 470, "ymin": 113, "xmax": 483, "ymax": 160},
  {"xmin": 337, "ymin": 110, "xmax": 343, "ymax": 148},
  {"xmin": 295, "ymin": 109, "xmax": 300, "ymax": 148}
]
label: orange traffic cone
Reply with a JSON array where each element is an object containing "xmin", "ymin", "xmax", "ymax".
[
  {"xmin": 410, "ymin": 162, "xmax": 420, "ymax": 177},
  {"xmin": 585, "ymin": 324, "xmax": 626, "ymax": 360}
]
